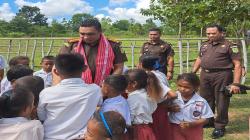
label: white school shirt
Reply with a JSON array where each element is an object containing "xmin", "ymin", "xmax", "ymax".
[
  {"xmin": 0, "ymin": 77, "xmax": 12, "ymax": 96},
  {"xmin": 0, "ymin": 117, "xmax": 44, "ymax": 140},
  {"xmin": 100, "ymin": 95, "xmax": 131, "ymax": 126},
  {"xmin": 33, "ymin": 69, "xmax": 52, "ymax": 88},
  {"xmin": 151, "ymin": 70, "xmax": 169, "ymax": 87},
  {"xmin": 151, "ymin": 70, "xmax": 171, "ymax": 103},
  {"xmin": 37, "ymin": 78, "xmax": 102, "ymax": 140},
  {"xmin": 127, "ymin": 89, "xmax": 157, "ymax": 125},
  {"xmin": 169, "ymin": 91, "xmax": 214, "ymax": 124},
  {"xmin": 0, "ymin": 55, "xmax": 6, "ymax": 69}
]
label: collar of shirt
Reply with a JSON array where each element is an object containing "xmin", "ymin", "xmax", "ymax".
[
  {"xmin": 0, "ymin": 117, "xmax": 29, "ymax": 124},
  {"xmin": 41, "ymin": 69, "xmax": 51, "ymax": 74},
  {"xmin": 148, "ymin": 39, "xmax": 164, "ymax": 45},
  {"xmin": 208, "ymin": 38, "xmax": 225, "ymax": 46},
  {"xmin": 103, "ymin": 95, "xmax": 124, "ymax": 104},
  {"xmin": 128, "ymin": 88, "xmax": 147, "ymax": 96},
  {"xmin": 176, "ymin": 91, "xmax": 203, "ymax": 106},
  {"xmin": 59, "ymin": 78, "xmax": 84, "ymax": 85}
]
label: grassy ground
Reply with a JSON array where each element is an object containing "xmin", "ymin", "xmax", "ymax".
[{"xmin": 0, "ymin": 37, "xmax": 249, "ymax": 139}]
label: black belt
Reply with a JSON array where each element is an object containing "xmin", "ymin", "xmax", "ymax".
[{"xmin": 202, "ymin": 68, "xmax": 232, "ymax": 73}]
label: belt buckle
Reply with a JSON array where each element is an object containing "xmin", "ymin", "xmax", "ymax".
[{"xmin": 205, "ymin": 69, "xmax": 210, "ymax": 72}]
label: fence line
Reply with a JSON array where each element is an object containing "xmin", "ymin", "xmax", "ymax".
[{"xmin": 0, "ymin": 37, "xmax": 248, "ymax": 82}]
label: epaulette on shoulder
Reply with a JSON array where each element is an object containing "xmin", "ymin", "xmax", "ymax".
[
  {"xmin": 64, "ymin": 38, "xmax": 79, "ymax": 47},
  {"xmin": 107, "ymin": 37, "xmax": 121, "ymax": 44},
  {"xmin": 67, "ymin": 38, "xmax": 80, "ymax": 43}
]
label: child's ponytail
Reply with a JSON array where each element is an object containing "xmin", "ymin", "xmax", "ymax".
[{"xmin": 146, "ymin": 71, "xmax": 162, "ymax": 102}]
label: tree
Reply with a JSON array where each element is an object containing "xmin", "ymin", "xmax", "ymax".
[
  {"xmin": 129, "ymin": 23, "xmax": 144, "ymax": 35},
  {"xmin": 9, "ymin": 16, "xmax": 31, "ymax": 34},
  {"xmin": 142, "ymin": 18, "xmax": 157, "ymax": 33},
  {"xmin": 113, "ymin": 20, "xmax": 130, "ymax": 31},
  {"xmin": 0, "ymin": 20, "xmax": 9, "ymax": 36},
  {"xmin": 100, "ymin": 17, "xmax": 113, "ymax": 33},
  {"xmin": 71, "ymin": 13, "xmax": 94, "ymax": 31},
  {"xmin": 50, "ymin": 20, "xmax": 66, "ymax": 36},
  {"xmin": 141, "ymin": 0, "xmax": 250, "ymax": 37},
  {"xmin": 16, "ymin": 6, "xmax": 48, "ymax": 26}
]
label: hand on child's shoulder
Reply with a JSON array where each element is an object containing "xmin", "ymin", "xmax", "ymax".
[{"xmin": 168, "ymin": 104, "xmax": 180, "ymax": 112}]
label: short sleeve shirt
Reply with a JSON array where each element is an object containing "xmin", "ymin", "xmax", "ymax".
[
  {"xmin": 199, "ymin": 39, "xmax": 241, "ymax": 69},
  {"xmin": 141, "ymin": 40, "xmax": 174, "ymax": 74},
  {"xmin": 0, "ymin": 55, "xmax": 6, "ymax": 69},
  {"xmin": 169, "ymin": 92, "xmax": 214, "ymax": 124}
]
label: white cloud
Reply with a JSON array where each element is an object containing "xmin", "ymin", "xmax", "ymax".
[
  {"xmin": 95, "ymin": 14, "xmax": 105, "ymax": 20},
  {"xmin": 14, "ymin": 0, "xmax": 93, "ymax": 18},
  {"xmin": 0, "ymin": 3, "xmax": 15, "ymax": 22},
  {"xmin": 109, "ymin": 0, "xmax": 131, "ymax": 6},
  {"xmin": 102, "ymin": 0, "xmax": 151, "ymax": 24}
]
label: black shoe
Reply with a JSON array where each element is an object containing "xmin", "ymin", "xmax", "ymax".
[{"xmin": 211, "ymin": 128, "xmax": 225, "ymax": 139}]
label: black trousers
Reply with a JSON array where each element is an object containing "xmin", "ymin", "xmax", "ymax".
[{"xmin": 199, "ymin": 70, "xmax": 233, "ymax": 129}]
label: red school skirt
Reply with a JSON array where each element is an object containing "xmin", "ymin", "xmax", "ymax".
[
  {"xmin": 151, "ymin": 103, "xmax": 173, "ymax": 140},
  {"xmin": 171, "ymin": 123, "xmax": 203, "ymax": 140},
  {"xmin": 129, "ymin": 124, "xmax": 156, "ymax": 140}
]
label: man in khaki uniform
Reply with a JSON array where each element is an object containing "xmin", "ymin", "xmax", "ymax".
[
  {"xmin": 193, "ymin": 24, "xmax": 242, "ymax": 139},
  {"xmin": 59, "ymin": 18, "xmax": 127, "ymax": 85},
  {"xmin": 140, "ymin": 28, "xmax": 175, "ymax": 80}
]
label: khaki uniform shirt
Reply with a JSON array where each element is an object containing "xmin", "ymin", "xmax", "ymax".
[
  {"xmin": 141, "ymin": 40, "xmax": 174, "ymax": 74},
  {"xmin": 60, "ymin": 39, "xmax": 127, "ymax": 79},
  {"xmin": 199, "ymin": 39, "xmax": 241, "ymax": 70}
]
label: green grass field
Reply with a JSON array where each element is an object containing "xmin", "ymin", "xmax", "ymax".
[{"xmin": 0, "ymin": 37, "xmax": 249, "ymax": 139}]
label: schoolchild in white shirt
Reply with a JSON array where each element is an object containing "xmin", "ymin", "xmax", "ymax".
[
  {"xmin": 37, "ymin": 54, "xmax": 102, "ymax": 140},
  {"xmin": 100, "ymin": 74, "xmax": 131, "ymax": 126},
  {"xmin": 169, "ymin": 73, "xmax": 214, "ymax": 140},
  {"xmin": 1, "ymin": 65, "xmax": 33, "ymax": 97},
  {"xmin": 1, "ymin": 56, "xmax": 30, "ymax": 94},
  {"xmin": 126, "ymin": 69, "xmax": 163, "ymax": 140},
  {"xmin": 139, "ymin": 54, "xmax": 177, "ymax": 140},
  {"xmin": 14, "ymin": 76, "xmax": 44, "ymax": 119},
  {"xmin": 0, "ymin": 87, "xmax": 44, "ymax": 140},
  {"xmin": 33, "ymin": 56, "xmax": 54, "ymax": 88}
]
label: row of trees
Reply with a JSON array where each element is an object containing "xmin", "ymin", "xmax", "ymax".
[
  {"xmin": 0, "ymin": 6, "xmax": 159, "ymax": 37},
  {"xmin": 0, "ymin": 1, "xmax": 249, "ymax": 38}
]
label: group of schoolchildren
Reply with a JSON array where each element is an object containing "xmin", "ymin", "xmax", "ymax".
[{"xmin": 0, "ymin": 53, "xmax": 214, "ymax": 140}]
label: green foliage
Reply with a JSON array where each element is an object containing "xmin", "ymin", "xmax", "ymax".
[
  {"xmin": 71, "ymin": 13, "xmax": 94, "ymax": 31},
  {"xmin": 141, "ymin": 0, "xmax": 250, "ymax": 37},
  {"xmin": 113, "ymin": 20, "xmax": 130, "ymax": 31},
  {"xmin": 16, "ymin": 5, "xmax": 48, "ymax": 26}
]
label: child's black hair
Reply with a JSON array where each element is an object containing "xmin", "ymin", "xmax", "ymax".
[
  {"xmin": 139, "ymin": 54, "xmax": 160, "ymax": 70},
  {"xmin": 41, "ymin": 55, "xmax": 55, "ymax": 62},
  {"xmin": 8, "ymin": 56, "xmax": 30, "ymax": 67},
  {"xmin": 104, "ymin": 75, "xmax": 128, "ymax": 93},
  {"xmin": 0, "ymin": 87, "xmax": 34, "ymax": 118},
  {"xmin": 14, "ymin": 76, "xmax": 44, "ymax": 107},
  {"xmin": 92, "ymin": 111, "xmax": 126, "ymax": 140},
  {"xmin": 54, "ymin": 54, "xmax": 85, "ymax": 76},
  {"xmin": 6, "ymin": 65, "xmax": 33, "ymax": 82},
  {"xmin": 126, "ymin": 69, "xmax": 162, "ymax": 101},
  {"xmin": 177, "ymin": 73, "xmax": 200, "ymax": 88}
]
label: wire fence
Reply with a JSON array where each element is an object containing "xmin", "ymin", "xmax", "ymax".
[{"xmin": 0, "ymin": 37, "xmax": 248, "ymax": 83}]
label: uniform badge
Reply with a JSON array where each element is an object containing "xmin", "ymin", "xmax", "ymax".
[
  {"xmin": 193, "ymin": 111, "xmax": 201, "ymax": 117},
  {"xmin": 231, "ymin": 46, "xmax": 239, "ymax": 53}
]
